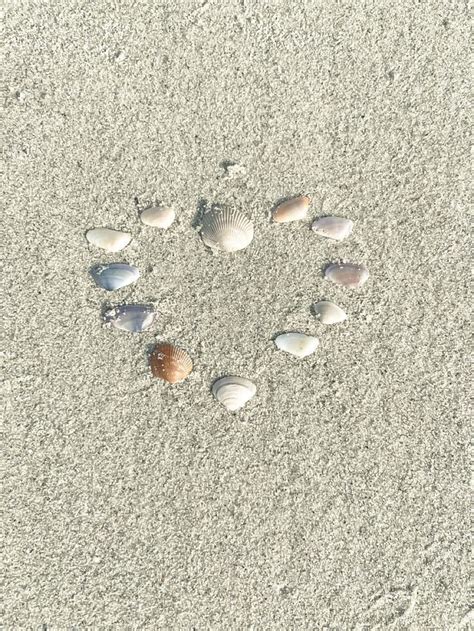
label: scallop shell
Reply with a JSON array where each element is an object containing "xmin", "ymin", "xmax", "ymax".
[
  {"xmin": 325, "ymin": 262, "xmax": 369, "ymax": 288},
  {"xmin": 312, "ymin": 301, "xmax": 347, "ymax": 324},
  {"xmin": 140, "ymin": 205, "xmax": 175, "ymax": 229},
  {"xmin": 312, "ymin": 216, "xmax": 353, "ymax": 241},
  {"xmin": 86, "ymin": 228, "xmax": 132, "ymax": 252},
  {"xmin": 212, "ymin": 376, "xmax": 256, "ymax": 411},
  {"xmin": 103, "ymin": 304, "xmax": 155, "ymax": 332},
  {"xmin": 274, "ymin": 332, "xmax": 319, "ymax": 358},
  {"xmin": 150, "ymin": 343, "xmax": 193, "ymax": 383},
  {"xmin": 272, "ymin": 195, "xmax": 311, "ymax": 223},
  {"xmin": 201, "ymin": 207, "xmax": 254, "ymax": 252},
  {"xmin": 90, "ymin": 263, "xmax": 139, "ymax": 291}
]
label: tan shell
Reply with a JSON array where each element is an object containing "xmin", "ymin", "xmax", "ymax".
[
  {"xmin": 140, "ymin": 205, "xmax": 175, "ymax": 229},
  {"xmin": 272, "ymin": 195, "xmax": 311, "ymax": 223},
  {"xmin": 150, "ymin": 343, "xmax": 193, "ymax": 383},
  {"xmin": 201, "ymin": 207, "xmax": 254, "ymax": 253},
  {"xmin": 325, "ymin": 262, "xmax": 369, "ymax": 288}
]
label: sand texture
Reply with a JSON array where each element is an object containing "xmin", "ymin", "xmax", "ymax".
[{"xmin": 2, "ymin": 0, "xmax": 470, "ymax": 627}]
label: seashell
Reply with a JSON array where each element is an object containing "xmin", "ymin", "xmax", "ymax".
[
  {"xmin": 274, "ymin": 332, "xmax": 319, "ymax": 358},
  {"xmin": 90, "ymin": 263, "xmax": 139, "ymax": 291},
  {"xmin": 311, "ymin": 216, "xmax": 353, "ymax": 241},
  {"xmin": 325, "ymin": 262, "xmax": 369, "ymax": 288},
  {"xmin": 140, "ymin": 205, "xmax": 175, "ymax": 229},
  {"xmin": 86, "ymin": 228, "xmax": 132, "ymax": 252},
  {"xmin": 150, "ymin": 343, "xmax": 193, "ymax": 383},
  {"xmin": 201, "ymin": 207, "xmax": 253, "ymax": 253},
  {"xmin": 272, "ymin": 195, "xmax": 311, "ymax": 223},
  {"xmin": 212, "ymin": 376, "xmax": 256, "ymax": 411},
  {"xmin": 312, "ymin": 301, "xmax": 347, "ymax": 324},
  {"xmin": 103, "ymin": 304, "xmax": 154, "ymax": 332}
]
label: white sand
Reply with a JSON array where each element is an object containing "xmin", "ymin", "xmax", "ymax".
[{"xmin": 3, "ymin": 1, "xmax": 470, "ymax": 627}]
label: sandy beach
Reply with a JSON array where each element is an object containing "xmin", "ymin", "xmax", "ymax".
[{"xmin": 3, "ymin": 0, "xmax": 470, "ymax": 627}]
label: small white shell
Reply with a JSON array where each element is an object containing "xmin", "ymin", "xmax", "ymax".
[
  {"xmin": 90, "ymin": 263, "xmax": 140, "ymax": 291},
  {"xmin": 201, "ymin": 207, "xmax": 253, "ymax": 253},
  {"xmin": 212, "ymin": 376, "xmax": 256, "ymax": 411},
  {"xmin": 312, "ymin": 216, "xmax": 353, "ymax": 241},
  {"xmin": 272, "ymin": 195, "xmax": 311, "ymax": 223},
  {"xmin": 140, "ymin": 205, "xmax": 175, "ymax": 229},
  {"xmin": 313, "ymin": 301, "xmax": 347, "ymax": 324},
  {"xmin": 325, "ymin": 262, "xmax": 369, "ymax": 288},
  {"xmin": 103, "ymin": 304, "xmax": 155, "ymax": 332},
  {"xmin": 274, "ymin": 333, "xmax": 319, "ymax": 358},
  {"xmin": 86, "ymin": 228, "xmax": 131, "ymax": 252}
]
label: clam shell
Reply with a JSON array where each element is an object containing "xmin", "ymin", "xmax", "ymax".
[
  {"xmin": 103, "ymin": 304, "xmax": 155, "ymax": 332},
  {"xmin": 312, "ymin": 301, "xmax": 347, "ymax": 324},
  {"xmin": 150, "ymin": 343, "xmax": 193, "ymax": 383},
  {"xmin": 140, "ymin": 205, "xmax": 175, "ymax": 229},
  {"xmin": 86, "ymin": 228, "xmax": 132, "ymax": 252},
  {"xmin": 201, "ymin": 207, "xmax": 254, "ymax": 252},
  {"xmin": 90, "ymin": 263, "xmax": 139, "ymax": 291},
  {"xmin": 272, "ymin": 195, "xmax": 311, "ymax": 223},
  {"xmin": 325, "ymin": 262, "xmax": 369, "ymax": 288},
  {"xmin": 275, "ymin": 332, "xmax": 319, "ymax": 358},
  {"xmin": 212, "ymin": 376, "xmax": 256, "ymax": 411},
  {"xmin": 312, "ymin": 216, "xmax": 353, "ymax": 241}
]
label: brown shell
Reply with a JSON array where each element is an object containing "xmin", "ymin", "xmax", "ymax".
[
  {"xmin": 150, "ymin": 343, "xmax": 193, "ymax": 383},
  {"xmin": 272, "ymin": 195, "xmax": 311, "ymax": 223}
]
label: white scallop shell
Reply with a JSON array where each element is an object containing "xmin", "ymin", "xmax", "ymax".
[
  {"xmin": 140, "ymin": 205, "xmax": 175, "ymax": 229},
  {"xmin": 274, "ymin": 332, "xmax": 319, "ymax": 358},
  {"xmin": 312, "ymin": 301, "xmax": 347, "ymax": 324},
  {"xmin": 201, "ymin": 208, "xmax": 254, "ymax": 253},
  {"xmin": 325, "ymin": 262, "xmax": 369, "ymax": 288},
  {"xmin": 212, "ymin": 376, "xmax": 256, "ymax": 411},
  {"xmin": 311, "ymin": 216, "xmax": 353, "ymax": 241},
  {"xmin": 86, "ymin": 228, "xmax": 131, "ymax": 252}
]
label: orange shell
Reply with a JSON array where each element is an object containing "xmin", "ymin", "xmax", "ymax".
[
  {"xmin": 272, "ymin": 195, "xmax": 311, "ymax": 223},
  {"xmin": 150, "ymin": 343, "xmax": 193, "ymax": 383}
]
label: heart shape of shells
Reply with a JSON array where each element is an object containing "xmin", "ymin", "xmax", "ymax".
[{"xmin": 86, "ymin": 195, "xmax": 369, "ymax": 411}]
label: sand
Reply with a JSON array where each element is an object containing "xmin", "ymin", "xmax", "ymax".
[{"xmin": 2, "ymin": 0, "xmax": 470, "ymax": 628}]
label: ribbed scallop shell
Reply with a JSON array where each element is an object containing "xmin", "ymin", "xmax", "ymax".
[
  {"xmin": 150, "ymin": 343, "xmax": 193, "ymax": 383},
  {"xmin": 312, "ymin": 216, "xmax": 353, "ymax": 241},
  {"xmin": 325, "ymin": 262, "xmax": 369, "ymax": 288},
  {"xmin": 312, "ymin": 301, "xmax": 347, "ymax": 324},
  {"xmin": 272, "ymin": 195, "xmax": 311, "ymax": 223},
  {"xmin": 201, "ymin": 207, "xmax": 254, "ymax": 252},
  {"xmin": 104, "ymin": 304, "xmax": 155, "ymax": 332},
  {"xmin": 140, "ymin": 205, "xmax": 175, "ymax": 229},
  {"xmin": 86, "ymin": 228, "xmax": 132, "ymax": 252},
  {"xmin": 274, "ymin": 332, "xmax": 319, "ymax": 358},
  {"xmin": 90, "ymin": 263, "xmax": 140, "ymax": 291},
  {"xmin": 212, "ymin": 376, "xmax": 256, "ymax": 411}
]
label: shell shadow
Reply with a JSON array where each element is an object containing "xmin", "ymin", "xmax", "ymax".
[
  {"xmin": 219, "ymin": 159, "xmax": 237, "ymax": 171},
  {"xmin": 191, "ymin": 198, "xmax": 210, "ymax": 230},
  {"xmin": 133, "ymin": 196, "xmax": 141, "ymax": 216},
  {"xmin": 210, "ymin": 375, "xmax": 232, "ymax": 394},
  {"xmin": 271, "ymin": 329, "xmax": 297, "ymax": 341},
  {"xmin": 145, "ymin": 343, "xmax": 156, "ymax": 364},
  {"xmin": 309, "ymin": 302, "xmax": 326, "ymax": 317}
]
